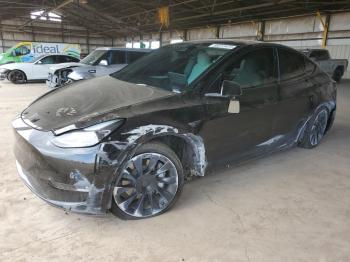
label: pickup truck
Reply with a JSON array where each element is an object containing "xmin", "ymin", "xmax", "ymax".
[{"xmin": 300, "ymin": 49, "xmax": 348, "ymax": 82}]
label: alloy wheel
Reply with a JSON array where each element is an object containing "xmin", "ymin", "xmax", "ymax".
[
  {"xmin": 10, "ymin": 71, "xmax": 25, "ymax": 84},
  {"xmin": 309, "ymin": 109, "xmax": 328, "ymax": 146},
  {"xmin": 113, "ymin": 153, "xmax": 179, "ymax": 218}
]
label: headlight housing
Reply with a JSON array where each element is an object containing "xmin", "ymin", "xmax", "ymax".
[
  {"xmin": 68, "ymin": 71, "xmax": 84, "ymax": 81},
  {"xmin": 51, "ymin": 119, "xmax": 124, "ymax": 148}
]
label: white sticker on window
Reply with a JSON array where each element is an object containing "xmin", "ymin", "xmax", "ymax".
[{"xmin": 209, "ymin": 44, "xmax": 236, "ymax": 49}]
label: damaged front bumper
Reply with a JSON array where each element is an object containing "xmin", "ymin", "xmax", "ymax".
[
  {"xmin": 12, "ymin": 117, "xmax": 114, "ymax": 215},
  {"xmin": 46, "ymin": 73, "xmax": 59, "ymax": 88},
  {"xmin": 46, "ymin": 69, "xmax": 75, "ymax": 88},
  {"xmin": 0, "ymin": 69, "xmax": 9, "ymax": 80},
  {"xmin": 13, "ymin": 117, "xmax": 208, "ymax": 215}
]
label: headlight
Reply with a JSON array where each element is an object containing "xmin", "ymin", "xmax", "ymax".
[
  {"xmin": 68, "ymin": 71, "xmax": 84, "ymax": 81},
  {"xmin": 51, "ymin": 119, "xmax": 124, "ymax": 148},
  {"xmin": 0, "ymin": 68, "xmax": 9, "ymax": 73}
]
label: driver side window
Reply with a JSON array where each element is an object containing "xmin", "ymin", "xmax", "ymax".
[
  {"xmin": 226, "ymin": 48, "xmax": 275, "ymax": 87},
  {"xmin": 208, "ymin": 47, "xmax": 276, "ymax": 93}
]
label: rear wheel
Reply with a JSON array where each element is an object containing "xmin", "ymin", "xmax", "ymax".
[
  {"xmin": 111, "ymin": 142, "xmax": 184, "ymax": 220},
  {"xmin": 332, "ymin": 67, "xmax": 343, "ymax": 82},
  {"xmin": 8, "ymin": 70, "xmax": 27, "ymax": 84},
  {"xmin": 299, "ymin": 107, "xmax": 329, "ymax": 149}
]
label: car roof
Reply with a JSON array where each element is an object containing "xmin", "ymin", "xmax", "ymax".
[
  {"xmin": 95, "ymin": 47, "xmax": 151, "ymax": 52},
  {"xmin": 179, "ymin": 39, "xmax": 292, "ymax": 49},
  {"xmin": 182, "ymin": 39, "xmax": 259, "ymax": 45},
  {"xmin": 39, "ymin": 54, "xmax": 77, "ymax": 58},
  {"xmin": 300, "ymin": 48, "xmax": 327, "ymax": 52}
]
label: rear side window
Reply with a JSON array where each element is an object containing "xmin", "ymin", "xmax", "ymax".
[
  {"xmin": 56, "ymin": 56, "xmax": 79, "ymax": 63},
  {"xmin": 110, "ymin": 51, "xmax": 126, "ymax": 64},
  {"xmin": 278, "ymin": 48, "xmax": 305, "ymax": 80},
  {"xmin": 128, "ymin": 51, "xmax": 146, "ymax": 63},
  {"xmin": 304, "ymin": 58, "xmax": 316, "ymax": 74},
  {"xmin": 206, "ymin": 47, "xmax": 276, "ymax": 93},
  {"xmin": 65, "ymin": 56, "xmax": 79, "ymax": 62},
  {"xmin": 228, "ymin": 47, "xmax": 276, "ymax": 88}
]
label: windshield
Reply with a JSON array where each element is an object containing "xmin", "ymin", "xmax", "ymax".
[
  {"xmin": 80, "ymin": 49, "xmax": 108, "ymax": 65},
  {"xmin": 112, "ymin": 42, "xmax": 237, "ymax": 92}
]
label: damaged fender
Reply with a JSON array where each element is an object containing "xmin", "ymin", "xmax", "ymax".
[{"xmin": 96, "ymin": 124, "xmax": 208, "ymax": 210}]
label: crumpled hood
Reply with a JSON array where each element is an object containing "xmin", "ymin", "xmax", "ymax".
[
  {"xmin": 21, "ymin": 75, "xmax": 174, "ymax": 132},
  {"xmin": 49, "ymin": 62, "xmax": 85, "ymax": 72}
]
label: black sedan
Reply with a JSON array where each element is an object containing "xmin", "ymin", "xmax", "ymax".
[{"xmin": 13, "ymin": 40, "xmax": 336, "ymax": 219}]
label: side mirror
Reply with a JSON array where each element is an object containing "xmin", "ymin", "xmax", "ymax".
[
  {"xmin": 221, "ymin": 80, "xmax": 242, "ymax": 98},
  {"xmin": 11, "ymin": 50, "xmax": 16, "ymax": 57},
  {"xmin": 99, "ymin": 59, "xmax": 108, "ymax": 66},
  {"xmin": 36, "ymin": 60, "xmax": 42, "ymax": 64}
]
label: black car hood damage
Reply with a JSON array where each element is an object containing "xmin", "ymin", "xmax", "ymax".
[{"xmin": 21, "ymin": 76, "xmax": 175, "ymax": 131}]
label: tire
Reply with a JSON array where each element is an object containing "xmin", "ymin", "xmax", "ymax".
[
  {"xmin": 332, "ymin": 67, "xmax": 343, "ymax": 82},
  {"xmin": 8, "ymin": 70, "xmax": 27, "ymax": 84},
  {"xmin": 298, "ymin": 107, "xmax": 329, "ymax": 149},
  {"xmin": 111, "ymin": 142, "xmax": 185, "ymax": 220}
]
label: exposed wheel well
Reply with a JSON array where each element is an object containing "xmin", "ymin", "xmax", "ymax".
[
  {"xmin": 148, "ymin": 135, "xmax": 198, "ymax": 179},
  {"xmin": 335, "ymin": 66, "xmax": 344, "ymax": 73},
  {"xmin": 325, "ymin": 106, "xmax": 336, "ymax": 134}
]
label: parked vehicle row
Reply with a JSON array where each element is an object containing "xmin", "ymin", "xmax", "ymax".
[
  {"xmin": 13, "ymin": 40, "xmax": 337, "ymax": 220},
  {"xmin": 47, "ymin": 48, "xmax": 150, "ymax": 88},
  {"xmin": 0, "ymin": 47, "xmax": 150, "ymax": 86}
]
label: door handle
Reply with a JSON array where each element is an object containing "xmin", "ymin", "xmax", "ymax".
[{"xmin": 88, "ymin": 69, "xmax": 96, "ymax": 73}]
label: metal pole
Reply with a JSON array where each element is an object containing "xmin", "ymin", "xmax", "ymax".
[{"xmin": 0, "ymin": 23, "xmax": 4, "ymax": 53}]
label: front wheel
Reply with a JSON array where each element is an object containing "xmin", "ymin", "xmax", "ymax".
[
  {"xmin": 299, "ymin": 107, "xmax": 329, "ymax": 149},
  {"xmin": 8, "ymin": 70, "xmax": 27, "ymax": 84},
  {"xmin": 111, "ymin": 142, "xmax": 184, "ymax": 220}
]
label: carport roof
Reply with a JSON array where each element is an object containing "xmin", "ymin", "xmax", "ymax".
[{"xmin": 1, "ymin": 0, "xmax": 350, "ymax": 37}]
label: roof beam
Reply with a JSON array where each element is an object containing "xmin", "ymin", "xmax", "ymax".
[
  {"xmin": 173, "ymin": 0, "xmax": 297, "ymax": 23},
  {"xmin": 77, "ymin": 2, "xmax": 142, "ymax": 34},
  {"xmin": 19, "ymin": 0, "xmax": 73, "ymax": 29}
]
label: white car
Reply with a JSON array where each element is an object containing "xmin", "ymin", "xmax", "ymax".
[
  {"xmin": 0, "ymin": 54, "xmax": 80, "ymax": 84},
  {"xmin": 46, "ymin": 47, "xmax": 150, "ymax": 88}
]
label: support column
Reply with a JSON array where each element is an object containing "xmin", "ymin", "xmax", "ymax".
[
  {"xmin": 184, "ymin": 29, "xmax": 188, "ymax": 41},
  {"xmin": 260, "ymin": 21, "xmax": 265, "ymax": 41},
  {"xmin": 216, "ymin": 25, "xmax": 220, "ymax": 39},
  {"xmin": 86, "ymin": 30, "xmax": 90, "ymax": 53},
  {"xmin": 31, "ymin": 24, "xmax": 35, "ymax": 41},
  {"xmin": 61, "ymin": 23, "xmax": 64, "ymax": 43},
  {"xmin": 316, "ymin": 11, "xmax": 330, "ymax": 48},
  {"xmin": 0, "ymin": 23, "xmax": 4, "ymax": 53},
  {"xmin": 159, "ymin": 31, "xmax": 163, "ymax": 47}
]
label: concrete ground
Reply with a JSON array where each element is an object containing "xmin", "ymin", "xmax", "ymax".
[{"xmin": 0, "ymin": 79, "xmax": 349, "ymax": 262}]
